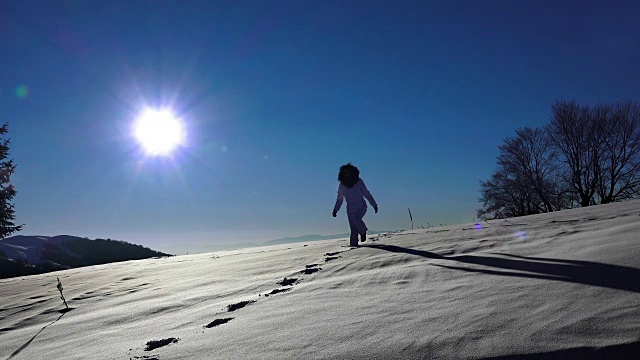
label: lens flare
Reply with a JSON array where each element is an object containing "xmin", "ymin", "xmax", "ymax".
[
  {"xmin": 515, "ymin": 230, "xmax": 527, "ymax": 240},
  {"xmin": 15, "ymin": 85, "xmax": 29, "ymax": 99}
]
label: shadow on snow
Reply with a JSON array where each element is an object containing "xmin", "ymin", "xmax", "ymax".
[
  {"xmin": 483, "ymin": 339, "xmax": 640, "ymax": 360},
  {"xmin": 364, "ymin": 244, "xmax": 640, "ymax": 293}
]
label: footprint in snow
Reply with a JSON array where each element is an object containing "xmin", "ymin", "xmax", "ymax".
[
  {"xmin": 264, "ymin": 288, "xmax": 291, "ymax": 297},
  {"xmin": 131, "ymin": 355, "xmax": 159, "ymax": 360},
  {"xmin": 205, "ymin": 317, "xmax": 234, "ymax": 328},
  {"xmin": 226, "ymin": 300, "xmax": 256, "ymax": 312},
  {"xmin": 144, "ymin": 337, "xmax": 179, "ymax": 351},
  {"xmin": 301, "ymin": 268, "xmax": 320, "ymax": 274},
  {"xmin": 277, "ymin": 277, "xmax": 298, "ymax": 286},
  {"xmin": 300, "ymin": 264, "xmax": 321, "ymax": 274}
]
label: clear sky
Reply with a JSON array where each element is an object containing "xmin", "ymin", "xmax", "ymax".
[{"xmin": 1, "ymin": 1, "xmax": 639, "ymax": 252}]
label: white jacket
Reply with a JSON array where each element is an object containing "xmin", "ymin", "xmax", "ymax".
[{"xmin": 333, "ymin": 178, "xmax": 378, "ymax": 214}]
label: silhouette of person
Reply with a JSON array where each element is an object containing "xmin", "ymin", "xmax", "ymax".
[{"xmin": 332, "ymin": 163, "xmax": 378, "ymax": 247}]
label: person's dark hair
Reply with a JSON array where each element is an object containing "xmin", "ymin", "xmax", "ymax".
[{"xmin": 338, "ymin": 163, "xmax": 360, "ymax": 188}]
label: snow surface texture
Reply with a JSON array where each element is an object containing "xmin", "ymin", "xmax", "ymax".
[{"xmin": 1, "ymin": 200, "xmax": 639, "ymax": 359}]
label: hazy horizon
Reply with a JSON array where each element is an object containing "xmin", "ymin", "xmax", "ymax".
[{"xmin": 4, "ymin": 229, "xmax": 402, "ymax": 256}]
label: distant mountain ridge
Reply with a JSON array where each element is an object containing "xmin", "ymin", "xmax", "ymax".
[{"xmin": 0, "ymin": 235, "xmax": 171, "ymax": 279}]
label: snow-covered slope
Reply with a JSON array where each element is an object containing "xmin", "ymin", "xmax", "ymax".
[{"xmin": 1, "ymin": 200, "xmax": 639, "ymax": 359}]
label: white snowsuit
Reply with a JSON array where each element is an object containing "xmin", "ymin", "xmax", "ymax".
[{"xmin": 333, "ymin": 178, "xmax": 378, "ymax": 246}]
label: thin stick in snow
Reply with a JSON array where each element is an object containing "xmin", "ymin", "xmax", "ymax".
[
  {"xmin": 408, "ymin": 208, "xmax": 414, "ymax": 230},
  {"xmin": 57, "ymin": 277, "xmax": 68, "ymax": 310}
]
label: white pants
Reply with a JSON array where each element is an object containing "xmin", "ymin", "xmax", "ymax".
[{"xmin": 347, "ymin": 207, "xmax": 368, "ymax": 246}]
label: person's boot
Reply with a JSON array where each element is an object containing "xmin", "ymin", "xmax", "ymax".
[{"xmin": 360, "ymin": 233, "xmax": 366, "ymax": 242}]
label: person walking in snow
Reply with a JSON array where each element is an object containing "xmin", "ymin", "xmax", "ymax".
[{"xmin": 332, "ymin": 163, "xmax": 378, "ymax": 247}]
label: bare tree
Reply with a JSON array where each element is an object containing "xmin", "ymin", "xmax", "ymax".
[
  {"xmin": 594, "ymin": 101, "xmax": 640, "ymax": 203},
  {"xmin": 478, "ymin": 169, "xmax": 543, "ymax": 220},
  {"xmin": 478, "ymin": 126, "xmax": 568, "ymax": 220},
  {"xmin": 497, "ymin": 127, "xmax": 561, "ymax": 212},
  {"xmin": 480, "ymin": 99, "xmax": 640, "ymax": 217},
  {"xmin": 478, "ymin": 129, "xmax": 561, "ymax": 219},
  {"xmin": 546, "ymin": 100, "xmax": 599, "ymax": 207}
]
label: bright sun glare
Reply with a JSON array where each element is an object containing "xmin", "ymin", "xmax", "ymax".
[{"xmin": 133, "ymin": 108, "xmax": 186, "ymax": 156}]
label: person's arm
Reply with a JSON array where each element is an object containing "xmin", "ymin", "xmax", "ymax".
[
  {"xmin": 332, "ymin": 184, "xmax": 344, "ymax": 217},
  {"xmin": 360, "ymin": 180, "xmax": 378, "ymax": 212}
]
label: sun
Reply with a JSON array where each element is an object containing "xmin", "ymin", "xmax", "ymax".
[{"xmin": 133, "ymin": 108, "xmax": 186, "ymax": 156}]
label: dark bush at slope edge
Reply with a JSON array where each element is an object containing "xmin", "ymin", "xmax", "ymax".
[
  {"xmin": 0, "ymin": 257, "xmax": 63, "ymax": 279},
  {"xmin": 1, "ymin": 237, "xmax": 172, "ymax": 279},
  {"xmin": 64, "ymin": 238, "xmax": 171, "ymax": 265}
]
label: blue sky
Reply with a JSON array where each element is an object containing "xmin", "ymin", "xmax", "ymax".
[{"xmin": 1, "ymin": 1, "xmax": 639, "ymax": 252}]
